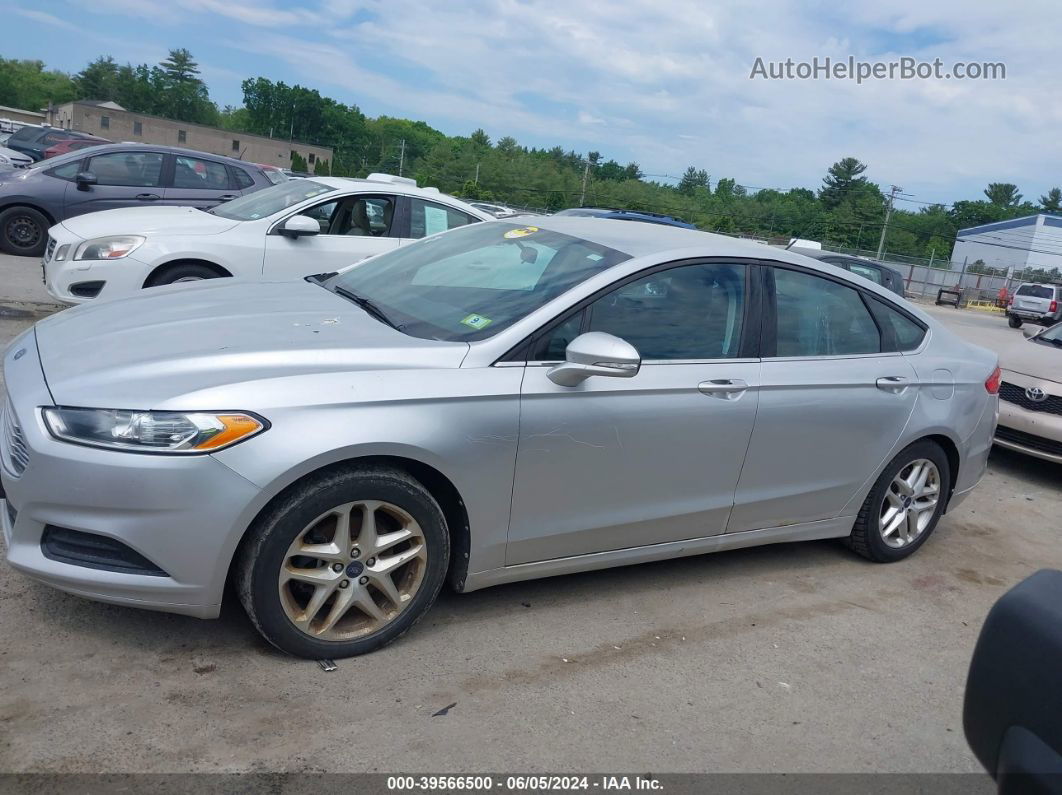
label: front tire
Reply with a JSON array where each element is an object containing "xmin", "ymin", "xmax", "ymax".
[
  {"xmin": 0, "ymin": 206, "xmax": 48, "ymax": 256},
  {"xmin": 846, "ymin": 441, "xmax": 950, "ymax": 563},
  {"xmin": 236, "ymin": 466, "xmax": 450, "ymax": 659},
  {"xmin": 1008, "ymin": 315, "xmax": 1022, "ymax": 328},
  {"xmin": 146, "ymin": 262, "xmax": 222, "ymax": 287}
]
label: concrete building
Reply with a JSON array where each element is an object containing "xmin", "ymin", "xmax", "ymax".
[
  {"xmin": 47, "ymin": 101, "xmax": 332, "ymax": 171},
  {"xmin": 951, "ymin": 214, "xmax": 1062, "ymax": 274}
]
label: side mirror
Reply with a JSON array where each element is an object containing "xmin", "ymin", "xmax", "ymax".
[
  {"xmin": 75, "ymin": 171, "xmax": 97, "ymax": 190},
  {"xmin": 547, "ymin": 332, "xmax": 641, "ymax": 387},
  {"xmin": 278, "ymin": 215, "xmax": 321, "ymax": 238},
  {"xmin": 1022, "ymin": 325, "xmax": 1040, "ymax": 339}
]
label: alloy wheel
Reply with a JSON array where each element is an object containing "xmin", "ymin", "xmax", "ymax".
[
  {"xmin": 879, "ymin": 458, "xmax": 940, "ymax": 548},
  {"xmin": 278, "ymin": 500, "xmax": 428, "ymax": 640}
]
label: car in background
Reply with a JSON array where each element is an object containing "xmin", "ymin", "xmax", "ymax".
[
  {"xmin": 4, "ymin": 126, "xmax": 103, "ymax": 162},
  {"xmin": 554, "ymin": 206, "xmax": 697, "ymax": 229},
  {"xmin": 253, "ymin": 164, "xmax": 289, "ymax": 185},
  {"xmin": 42, "ymin": 135, "xmax": 112, "ymax": 159},
  {"xmin": 1005, "ymin": 282, "xmax": 1062, "ymax": 328},
  {"xmin": 2, "ymin": 217, "xmax": 998, "ymax": 658},
  {"xmin": 0, "ymin": 146, "xmax": 33, "ymax": 171},
  {"xmin": 0, "ymin": 143, "xmax": 278, "ymax": 257},
  {"xmin": 42, "ymin": 173, "xmax": 494, "ymax": 301},
  {"xmin": 789, "ymin": 248, "xmax": 907, "ymax": 297},
  {"xmin": 470, "ymin": 201, "xmax": 521, "ymax": 218},
  {"xmin": 993, "ymin": 321, "xmax": 1062, "ymax": 463}
]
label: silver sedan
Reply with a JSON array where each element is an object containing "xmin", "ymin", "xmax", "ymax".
[{"xmin": 1, "ymin": 218, "xmax": 999, "ymax": 658}]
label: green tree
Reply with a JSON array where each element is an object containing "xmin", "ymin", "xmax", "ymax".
[
  {"xmin": 74, "ymin": 56, "xmax": 119, "ymax": 100},
  {"xmin": 0, "ymin": 57, "xmax": 75, "ymax": 110},
  {"xmin": 983, "ymin": 182, "xmax": 1022, "ymax": 207},
  {"xmin": 1039, "ymin": 188, "xmax": 1061, "ymax": 212},
  {"xmin": 290, "ymin": 152, "xmax": 308, "ymax": 172},
  {"xmin": 678, "ymin": 166, "xmax": 709, "ymax": 195},
  {"xmin": 819, "ymin": 157, "xmax": 868, "ymax": 208},
  {"xmin": 469, "ymin": 128, "xmax": 491, "ymax": 147}
]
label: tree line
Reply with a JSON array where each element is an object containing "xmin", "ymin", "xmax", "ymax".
[{"xmin": 2, "ymin": 51, "xmax": 1061, "ymax": 267}]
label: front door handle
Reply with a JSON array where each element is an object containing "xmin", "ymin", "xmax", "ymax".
[
  {"xmin": 698, "ymin": 379, "xmax": 749, "ymax": 400},
  {"xmin": 135, "ymin": 193, "xmax": 160, "ymax": 201},
  {"xmin": 217, "ymin": 194, "xmax": 238, "ymax": 202},
  {"xmin": 876, "ymin": 376, "xmax": 910, "ymax": 393}
]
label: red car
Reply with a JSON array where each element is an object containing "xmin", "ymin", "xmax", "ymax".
[{"xmin": 42, "ymin": 135, "xmax": 112, "ymax": 159}]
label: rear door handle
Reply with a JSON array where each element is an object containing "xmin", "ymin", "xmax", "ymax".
[
  {"xmin": 698, "ymin": 379, "xmax": 749, "ymax": 400},
  {"xmin": 135, "ymin": 193, "xmax": 160, "ymax": 201},
  {"xmin": 876, "ymin": 376, "xmax": 910, "ymax": 393},
  {"xmin": 218, "ymin": 194, "xmax": 238, "ymax": 201}
]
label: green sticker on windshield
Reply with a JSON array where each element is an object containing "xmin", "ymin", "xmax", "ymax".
[{"xmin": 460, "ymin": 313, "xmax": 493, "ymax": 330}]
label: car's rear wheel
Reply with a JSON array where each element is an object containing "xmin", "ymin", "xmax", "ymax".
[
  {"xmin": 1008, "ymin": 315, "xmax": 1023, "ymax": 328},
  {"xmin": 146, "ymin": 262, "xmax": 222, "ymax": 287},
  {"xmin": 0, "ymin": 206, "xmax": 48, "ymax": 257},
  {"xmin": 846, "ymin": 440, "xmax": 950, "ymax": 563},
  {"xmin": 236, "ymin": 466, "xmax": 450, "ymax": 659}
]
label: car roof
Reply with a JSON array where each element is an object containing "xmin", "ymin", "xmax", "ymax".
[
  {"xmin": 790, "ymin": 247, "xmax": 903, "ymax": 274},
  {"xmin": 37, "ymin": 141, "xmax": 266, "ymax": 169},
  {"xmin": 556, "ymin": 207, "xmax": 694, "ymax": 228}
]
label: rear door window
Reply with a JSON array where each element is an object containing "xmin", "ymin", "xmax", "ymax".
[
  {"xmin": 847, "ymin": 263, "xmax": 884, "ymax": 285},
  {"xmin": 85, "ymin": 151, "xmax": 164, "ymax": 187},
  {"xmin": 409, "ymin": 198, "xmax": 479, "ymax": 239},
  {"xmin": 771, "ymin": 267, "xmax": 881, "ymax": 356},
  {"xmin": 173, "ymin": 156, "xmax": 231, "ymax": 190}
]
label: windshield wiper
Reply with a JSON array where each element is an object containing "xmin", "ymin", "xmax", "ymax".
[{"xmin": 331, "ymin": 285, "xmax": 402, "ymax": 331}]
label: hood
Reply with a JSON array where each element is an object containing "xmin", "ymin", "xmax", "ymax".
[
  {"xmin": 1001, "ymin": 336, "xmax": 1062, "ymax": 384},
  {"xmin": 34, "ymin": 279, "xmax": 469, "ymax": 408},
  {"xmin": 60, "ymin": 206, "xmax": 242, "ymax": 239}
]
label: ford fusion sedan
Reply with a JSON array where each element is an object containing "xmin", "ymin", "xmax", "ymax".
[
  {"xmin": 42, "ymin": 174, "xmax": 494, "ymax": 303},
  {"xmin": 1, "ymin": 218, "xmax": 998, "ymax": 658},
  {"xmin": 993, "ymin": 322, "xmax": 1062, "ymax": 463},
  {"xmin": 0, "ymin": 143, "xmax": 277, "ymax": 257}
]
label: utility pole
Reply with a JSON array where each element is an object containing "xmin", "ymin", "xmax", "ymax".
[
  {"xmin": 876, "ymin": 185, "xmax": 901, "ymax": 260},
  {"xmin": 474, "ymin": 162, "xmax": 480, "ymax": 185},
  {"xmin": 579, "ymin": 160, "xmax": 590, "ymax": 206},
  {"xmin": 398, "ymin": 139, "xmax": 406, "ymax": 177}
]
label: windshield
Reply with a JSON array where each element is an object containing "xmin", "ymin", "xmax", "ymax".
[
  {"xmin": 1035, "ymin": 323, "xmax": 1062, "ymax": 346},
  {"xmin": 209, "ymin": 180, "xmax": 335, "ymax": 221},
  {"xmin": 325, "ymin": 222, "xmax": 630, "ymax": 341}
]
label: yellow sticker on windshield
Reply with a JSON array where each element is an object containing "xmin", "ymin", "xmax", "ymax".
[
  {"xmin": 460, "ymin": 313, "xmax": 493, "ymax": 330},
  {"xmin": 503, "ymin": 226, "xmax": 539, "ymax": 239}
]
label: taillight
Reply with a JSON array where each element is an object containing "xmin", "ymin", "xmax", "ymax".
[
  {"xmin": 1050, "ymin": 300, "xmax": 1058, "ymax": 313},
  {"xmin": 985, "ymin": 366, "xmax": 1001, "ymax": 395}
]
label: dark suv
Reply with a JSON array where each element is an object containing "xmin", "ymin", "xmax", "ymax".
[
  {"xmin": 0, "ymin": 143, "xmax": 280, "ymax": 256},
  {"xmin": 790, "ymin": 248, "xmax": 907, "ymax": 297},
  {"xmin": 4, "ymin": 126, "xmax": 104, "ymax": 162},
  {"xmin": 553, "ymin": 207, "xmax": 697, "ymax": 229}
]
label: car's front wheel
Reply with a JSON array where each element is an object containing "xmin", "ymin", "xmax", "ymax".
[
  {"xmin": 1008, "ymin": 315, "xmax": 1023, "ymax": 328},
  {"xmin": 846, "ymin": 440, "xmax": 950, "ymax": 563},
  {"xmin": 146, "ymin": 262, "xmax": 223, "ymax": 287},
  {"xmin": 236, "ymin": 466, "xmax": 450, "ymax": 659},
  {"xmin": 0, "ymin": 206, "xmax": 49, "ymax": 257}
]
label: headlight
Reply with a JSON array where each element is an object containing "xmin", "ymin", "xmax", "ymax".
[
  {"xmin": 73, "ymin": 235, "xmax": 145, "ymax": 261},
  {"xmin": 42, "ymin": 407, "xmax": 267, "ymax": 454}
]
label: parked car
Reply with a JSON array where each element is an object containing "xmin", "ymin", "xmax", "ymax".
[
  {"xmin": 554, "ymin": 206, "xmax": 697, "ymax": 229},
  {"xmin": 0, "ymin": 146, "xmax": 33, "ymax": 171},
  {"xmin": 42, "ymin": 135, "xmax": 111, "ymax": 159},
  {"xmin": 993, "ymin": 322, "xmax": 1062, "ymax": 463},
  {"xmin": 42, "ymin": 173, "xmax": 494, "ymax": 302},
  {"xmin": 1, "ymin": 218, "xmax": 998, "ymax": 658},
  {"xmin": 3, "ymin": 125, "xmax": 102, "ymax": 162},
  {"xmin": 789, "ymin": 248, "xmax": 907, "ymax": 297},
  {"xmin": 253, "ymin": 163, "xmax": 289, "ymax": 185},
  {"xmin": 1006, "ymin": 282, "xmax": 1062, "ymax": 328},
  {"xmin": 470, "ymin": 201, "xmax": 521, "ymax": 218},
  {"xmin": 0, "ymin": 143, "xmax": 277, "ymax": 257}
]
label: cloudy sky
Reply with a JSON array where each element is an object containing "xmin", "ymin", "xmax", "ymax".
[{"xmin": 9, "ymin": 0, "xmax": 1061, "ymax": 206}]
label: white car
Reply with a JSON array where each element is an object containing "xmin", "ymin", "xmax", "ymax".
[
  {"xmin": 0, "ymin": 146, "xmax": 32, "ymax": 171},
  {"xmin": 42, "ymin": 173, "xmax": 495, "ymax": 304}
]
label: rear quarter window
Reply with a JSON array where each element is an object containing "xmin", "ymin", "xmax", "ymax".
[{"xmin": 868, "ymin": 297, "xmax": 927, "ymax": 352}]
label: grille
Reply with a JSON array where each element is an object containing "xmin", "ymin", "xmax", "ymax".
[
  {"xmin": 999, "ymin": 381, "xmax": 1062, "ymax": 416},
  {"xmin": 2, "ymin": 399, "xmax": 29, "ymax": 476},
  {"xmin": 995, "ymin": 426, "xmax": 1062, "ymax": 458},
  {"xmin": 44, "ymin": 236, "xmax": 56, "ymax": 262}
]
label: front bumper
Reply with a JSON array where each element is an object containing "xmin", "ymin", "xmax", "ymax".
[
  {"xmin": 2, "ymin": 338, "xmax": 263, "ymax": 617},
  {"xmin": 42, "ymin": 230, "xmax": 154, "ymax": 305}
]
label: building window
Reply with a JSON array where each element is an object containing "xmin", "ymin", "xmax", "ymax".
[
  {"xmin": 100, "ymin": 115, "xmax": 110, "ymax": 130},
  {"xmin": 177, "ymin": 130, "xmax": 187, "ymax": 144},
  {"xmin": 133, "ymin": 121, "xmax": 142, "ymax": 135},
  {"xmin": 232, "ymin": 139, "xmax": 240, "ymax": 152},
  {"xmin": 308, "ymin": 153, "xmax": 316, "ymax": 164}
]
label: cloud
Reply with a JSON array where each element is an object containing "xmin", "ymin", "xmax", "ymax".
[
  {"xmin": 12, "ymin": 8, "xmax": 79, "ymax": 31},
  {"xmin": 58, "ymin": 0, "xmax": 1062, "ymax": 203}
]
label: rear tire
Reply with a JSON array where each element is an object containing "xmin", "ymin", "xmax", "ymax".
[
  {"xmin": 1008, "ymin": 315, "xmax": 1022, "ymax": 328},
  {"xmin": 236, "ymin": 466, "xmax": 450, "ymax": 659},
  {"xmin": 146, "ymin": 262, "xmax": 223, "ymax": 287},
  {"xmin": 0, "ymin": 206, "xmax": 48, "ymax": 257},
  {"xmin": 845, "ymin": 440, "xmax": 950, "ymax": 563}
]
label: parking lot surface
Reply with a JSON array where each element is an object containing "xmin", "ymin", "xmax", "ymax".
[{"xmin": 0, "ymin": 300, "xmax": 1059, "ymax": 774}]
